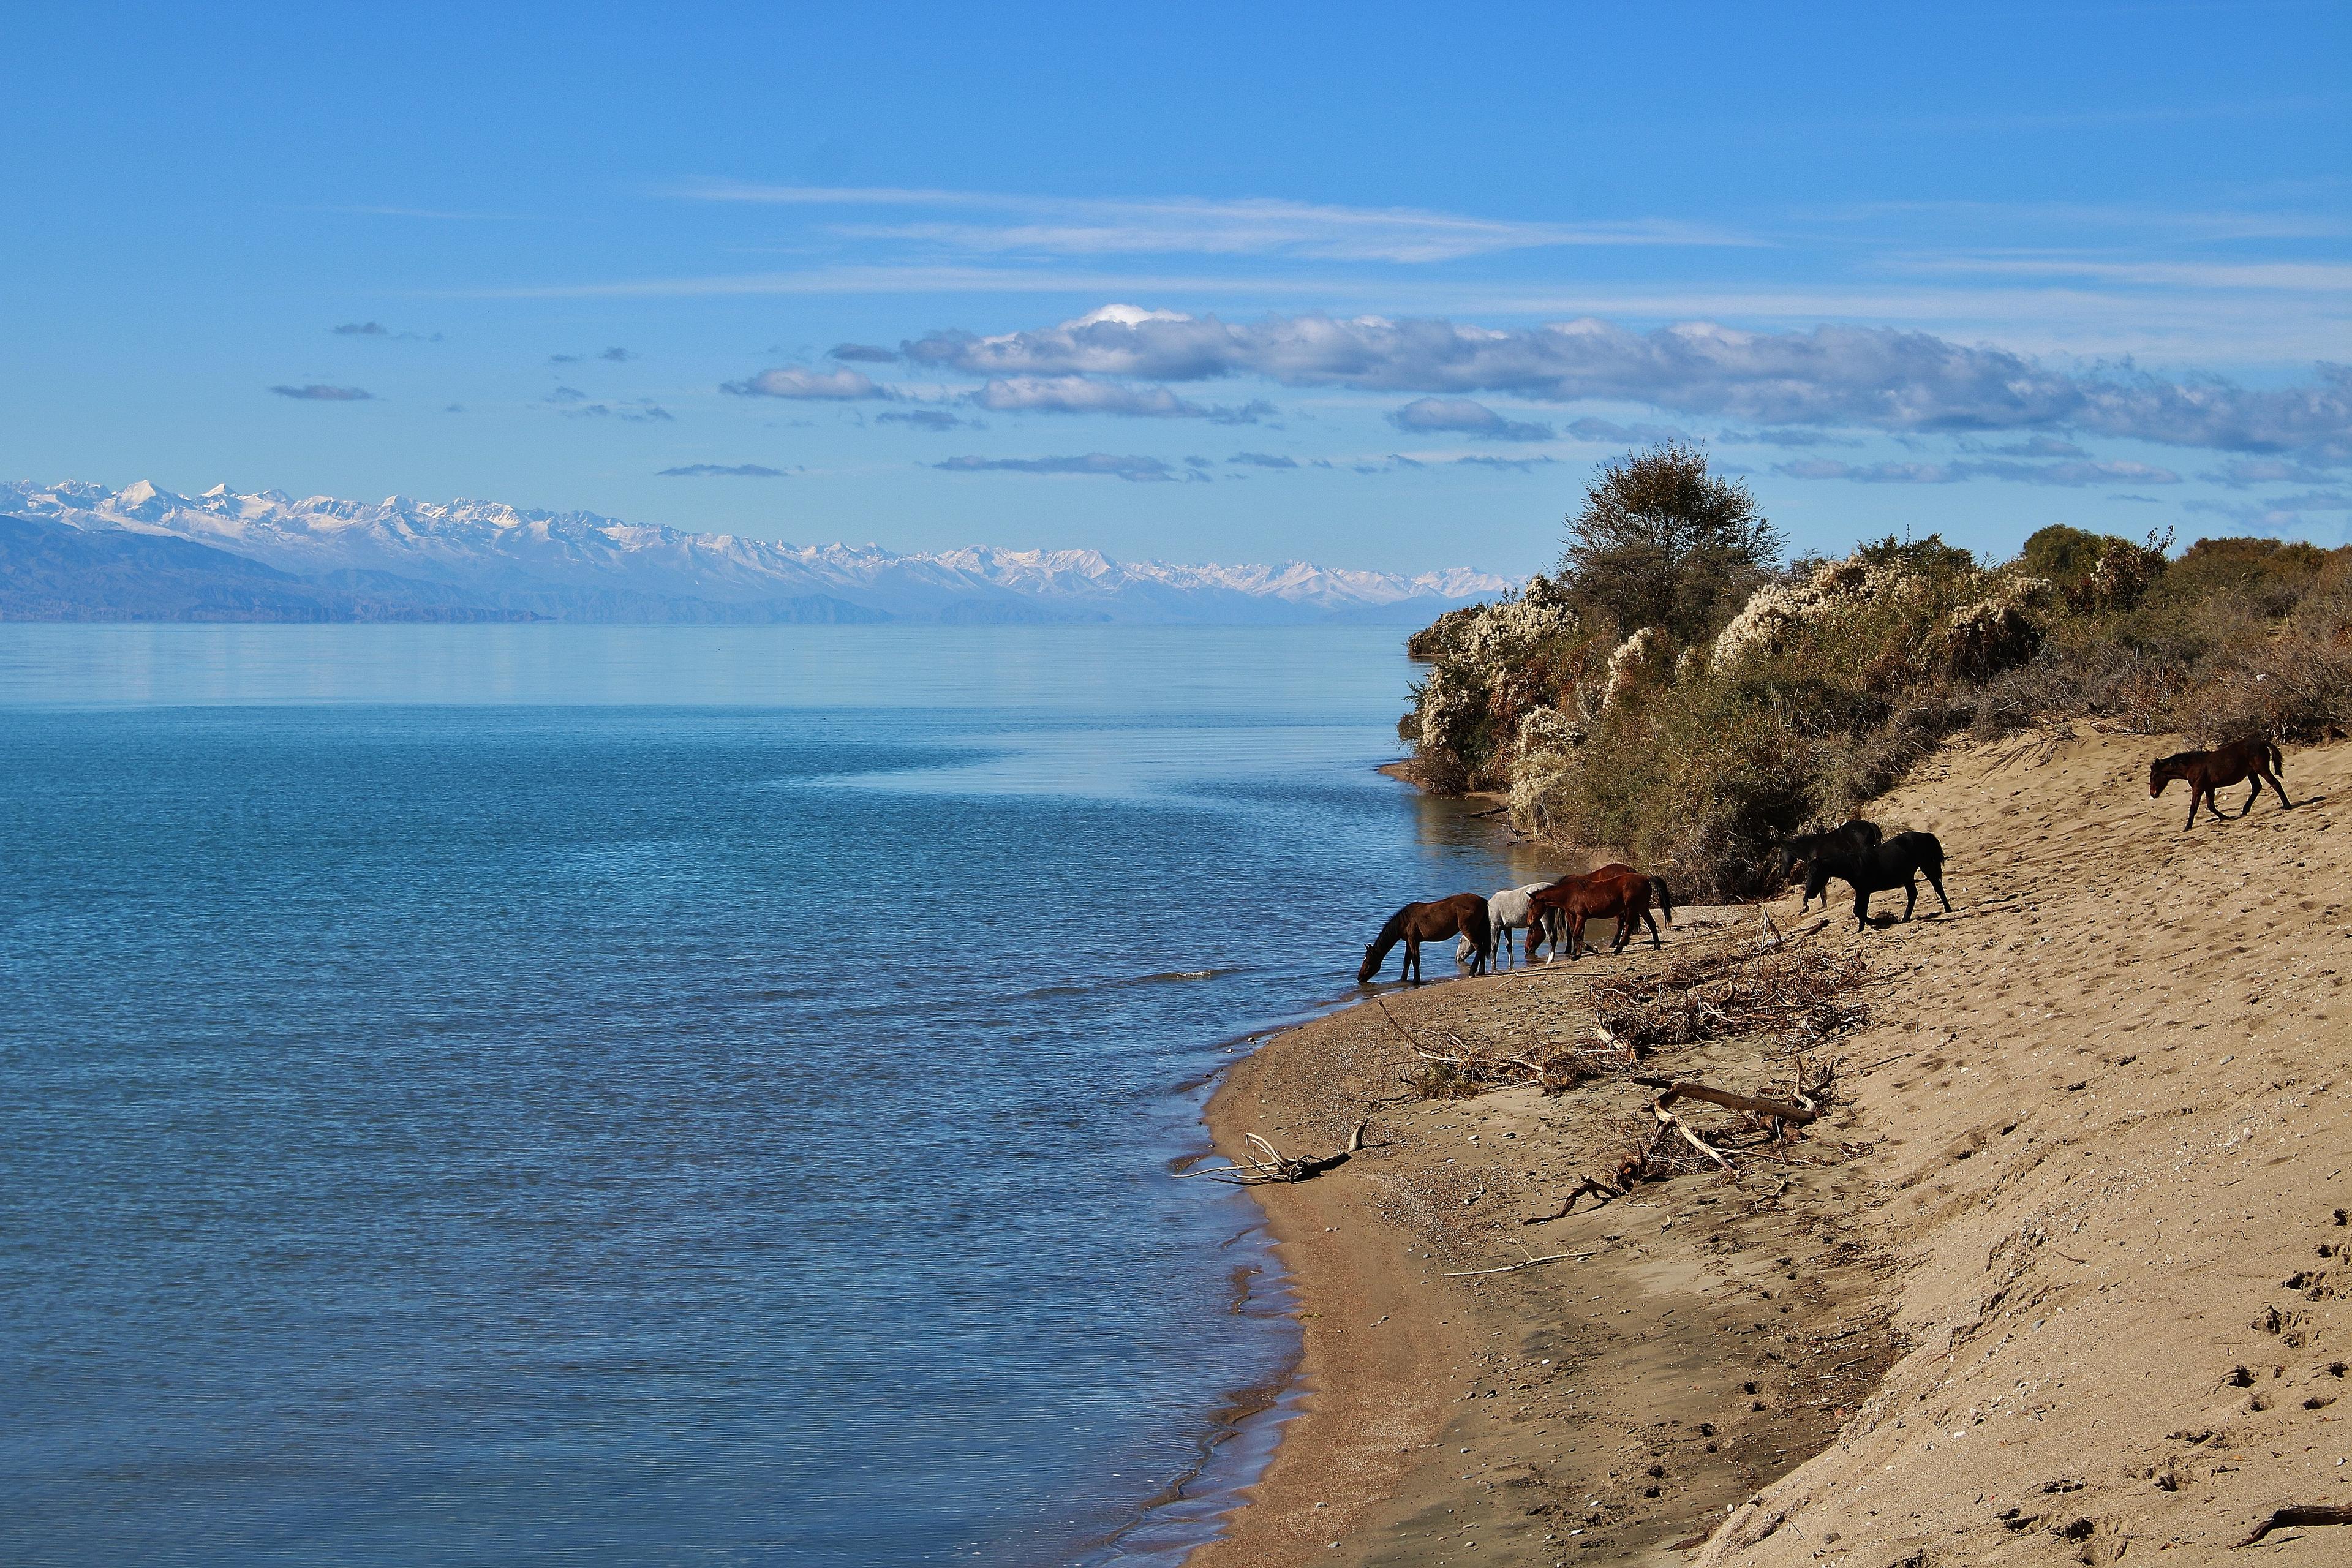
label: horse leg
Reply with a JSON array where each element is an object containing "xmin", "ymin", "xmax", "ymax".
[
  {"xmin": 2184, "ymin": 787, "xmax": 2202, "ymax": 831},
  {"xmin": 2241, "ymin": 778, "xmax": 2261, "ymax": 818},
  {"xmin": 1901, "ymin": 874, "xmax": 1918, "ymax": 922},
  {"xmin": 1853, "ymin": 886, "xmax": 1871, "ymax": 931},
  {"xmin": 2267, "ymin": 768, "xmax": 2295, "ymax": 810},
  {"xmin": 1645, "ymin": 909, "xmax": 1662, "ymax": 948},
  {"xmin": 1927, "ymin": 867, "xmax": 1953, "ymax": 914}
]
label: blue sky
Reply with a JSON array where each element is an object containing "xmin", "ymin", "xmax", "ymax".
[{"xmin": 4, "ymin": 1, "xmax": 2346, "ymax": 576}]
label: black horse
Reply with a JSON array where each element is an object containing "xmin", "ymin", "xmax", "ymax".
[
  {"xmin": 1770, "ymin": 819, "xmax": 1883, "ymax": 911},
  {"xmin": 1803, "ymin": 829, "xmax": 1951, "ymax": 930}
]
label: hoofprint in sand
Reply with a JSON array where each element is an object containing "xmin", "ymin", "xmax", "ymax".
[{"xmin": 1193, "ymin": 730, "xmax": 2350, "ymax": 1567}]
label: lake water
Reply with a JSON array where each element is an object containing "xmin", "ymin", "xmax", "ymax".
[{"xmin": 0, "ymin": 625, "xmax": 1543, "ymax": 1567}]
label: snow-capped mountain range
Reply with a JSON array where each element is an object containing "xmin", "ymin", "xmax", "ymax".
[{"xmin": 0, "ymin": 480, "xmax": 1512, "ymax": 624}]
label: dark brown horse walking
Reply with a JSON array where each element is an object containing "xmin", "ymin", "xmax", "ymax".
[
  {"xmin": 2151, "ymin": 738, "xmax": 2291, "ymax": 829},
  {"xmin": 1527, "ymin": 869, "xmax": 1667, "ymax": 962},
  {"xmin": 1359, "ymin": 894, "xmax": 1492, "ymax": 985}
]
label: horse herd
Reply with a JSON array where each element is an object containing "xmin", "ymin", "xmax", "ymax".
[{"xmin": 1357, "ymin": 737, "xmax": 2296, "ymax": 986}]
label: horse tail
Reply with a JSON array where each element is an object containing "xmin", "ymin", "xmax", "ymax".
[
  {"xmin": 2269, "ymin": 739, "xmax": 2285, "ymax": 776},
  {"xmin": 1918, "ymin": 832, "xmax": 1946, "ymax": 875},
  {"xmin": 1651, "ymin": 874, "xmax": 1675, "ymax": 924}
]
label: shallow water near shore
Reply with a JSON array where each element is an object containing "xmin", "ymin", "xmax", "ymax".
[{"xmin": 0, "ymin": 624, "xmax": 1542, "ymax": 1568}]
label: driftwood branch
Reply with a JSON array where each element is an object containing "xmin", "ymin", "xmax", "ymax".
[
  {"xmin": 1445, "ymin": 1248, "xmax": 1599, "ymax": 1278},
  {"xmin": 1182, "ymin": 1121, "xmax": 1370, "ymax": 1186},
  {"xmin": 2236, "ymin": 1504, "xmax": 2352, "ymax": 1546},
  {"xmin": 1633, "ymin": 1076, "xmax": 1822, "ymax": 1126},
  {"xmin": 1529, "ymin": 1056, "xmax": 1845, "ymax": 1216}
]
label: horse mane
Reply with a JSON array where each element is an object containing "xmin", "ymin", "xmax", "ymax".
[{"xmin": 1373, "ymin": 905, "xmax": 1414, "ymax": 946}]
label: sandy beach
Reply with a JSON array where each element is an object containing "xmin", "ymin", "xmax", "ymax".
[{"xmin": 1194, "ymin": 729, "xmax": 2352, "ymax": 1565}]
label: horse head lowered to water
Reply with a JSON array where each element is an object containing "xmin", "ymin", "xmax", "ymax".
[{"xmin": 1360, "ymin": 893, "xmax": 1491, "ymax": 986}]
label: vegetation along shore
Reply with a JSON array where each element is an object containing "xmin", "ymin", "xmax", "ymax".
[{"xmin": 1191, "ymin": 447, "xmax": 2352, "ymax": 1565}]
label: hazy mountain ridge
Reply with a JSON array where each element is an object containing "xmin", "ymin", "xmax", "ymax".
[{"xmin": 0, "ymin": 480, "xmax": 1512, "ymax": 624}]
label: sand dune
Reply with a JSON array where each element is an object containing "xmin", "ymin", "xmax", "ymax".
[{"xmin": 1197, "ymin": 731, "xmax": 2350, "ymax": 1566}]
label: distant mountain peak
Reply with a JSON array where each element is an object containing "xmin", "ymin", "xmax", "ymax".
[{"xmin": 0, "ymin": 478, "xmax": 1515, "ymax": 625}]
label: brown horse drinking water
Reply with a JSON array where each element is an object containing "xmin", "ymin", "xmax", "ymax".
[
  {"xmin": 1359, "ymin": 893, "xmax": 1492, "ymax": 986},
  {"xmin": 1526, "ymin": 868, "xmax": 1669, "ymax": 962},
  {"xmin": 2150, "ymin": 737, "xmax": 2292, "ymax": 830}
]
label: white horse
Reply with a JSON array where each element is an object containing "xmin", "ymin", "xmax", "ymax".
[{"xmin": 1457, "ymin": 882, "xmax": 1553, "ymax": 967}]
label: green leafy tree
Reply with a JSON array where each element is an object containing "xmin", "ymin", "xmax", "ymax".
[{"xmin": 1561, "ymin": 442, "xmax": 1782, "ymax": 642}]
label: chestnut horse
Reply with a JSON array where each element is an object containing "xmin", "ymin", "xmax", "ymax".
[
  {"xmin": 1359, "ymin": 893, "xmax": 1491, "ymax": 986},
  {"xmin": 2150, "ymin": 737, "xmax": 2290, "ymax": 830},
  {"xmin": 1528, "ymin": 864, "xmax": 1673, "ymax": 960},
  {"xmin": 1527, "ymin": 868, "xmax": 1668, "ymax": 962}
]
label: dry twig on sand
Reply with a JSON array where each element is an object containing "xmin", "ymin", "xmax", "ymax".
[
  {"xmin": 1445, "ymin": 1239, "xmax": 1605, "ymax": 1278},
  {"xmin": 1182, "ymin": 1122, "xmax": 1370, "ymax": 1186},
  {"xmin": 2236, "ymin": 1504, "xmax": 2352, "ymax": 1546}
]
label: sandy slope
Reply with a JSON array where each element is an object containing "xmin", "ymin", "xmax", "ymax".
[{"xmin": 1194, "ymin": 730, "xmax": 2350, "ymax": 1567}]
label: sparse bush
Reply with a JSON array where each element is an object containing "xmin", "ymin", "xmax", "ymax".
[{"xmin": 1562, "ymin": 442, "xmax": 1781, "ymax": 643}]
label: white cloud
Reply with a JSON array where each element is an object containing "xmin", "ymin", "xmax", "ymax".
[
  {"xmin": 722, "ymin": 366, "xmax": 892, "ymax": 400},
  {"xmin": 1912, "ymin": 255, "xmax": 2352, "ymax": 292},
  {"xmin": 902, "ymin": 309, "xmax": 2352, "ymax": 456},
  {"xmin": 1962, "ymin": 458, "xmax": 2181, "ymax": 487},
  {"xmin": 932, "ymin": 453, "xmax": 1197, "ymax": 483},
  {"xmin": 1777, "ymin": 456, "xmax": 2180, "ymax": 486},
  {"xmin": 2203, "ymin": 456, "xmax": 2346, "ymax": 489},
  {"xmin": 1389, "ymin": 397, "xmax": 1551, "ymax": 442},
  {"xmin": 1566, "ymin": 417, "xmax": 1698, "ymax": 445},
  {"xmin": 876, "ymin": 408, "xmax": 978, "ymax": 431},
  {"xmin": 1775, "ymin": 459, "xmax": 1967, "ymax": 484},
  {"xmin": 269, "ymin": 383, "xmax": 373, "ymax": 401},
  {"xmin": 669, "ymin": 181, "xmax": 1754, "ymax": 263},
  {"xmin": 971, "ymin": 374, "xmax": 1271, "ymax": 423}
]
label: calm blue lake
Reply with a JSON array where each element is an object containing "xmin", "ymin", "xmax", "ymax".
[{"xmin": 0, "ymin": 625, "xmax": 1539, "ymax": 1567}]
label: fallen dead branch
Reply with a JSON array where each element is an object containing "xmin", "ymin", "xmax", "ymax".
[
  {"xmin": 1534, "ymin": 1055, "xmax": 1845, "ymax": 1215},
  {"xmin": 2236, "ymin": 1504, "xmax": 2352, "ymax": 1547},
  {"xmin": 1445, "ymin": 1242, "xmax": 1604, "ymax": 1278},
  {"xmin": 1634, "ymin": 1075, "xmax": 1821, "ymax": 1126},
  {"xmin": 1181, "ymin": 1122, "xmax": 1369, "ymax": 1186}
]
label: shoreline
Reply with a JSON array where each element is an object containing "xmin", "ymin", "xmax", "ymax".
[
  {"xmin": 1185, "ymin": 932, "xmax": 1901, "ymax": 1566},
  {"xmin": 1184, "ymin": 761, "xmax": 1899, "ymax": 1564},
  {"xmin": 1189, "ymin": 729, "xmax": 2352, "ymax": 1564}
]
